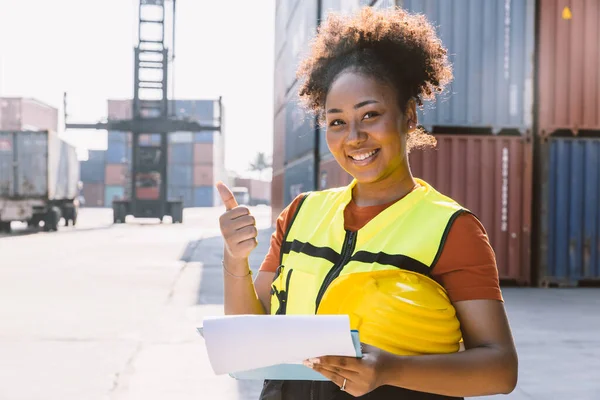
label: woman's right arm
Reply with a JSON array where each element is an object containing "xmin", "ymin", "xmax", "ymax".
[{"xmin": 217, "ymin": 182, "xmax": 276, "ymax": 315}]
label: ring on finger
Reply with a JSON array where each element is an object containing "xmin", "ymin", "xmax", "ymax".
[{"xmin": 340, "ymin": 378, "xmax": 347, "ymax": 391}]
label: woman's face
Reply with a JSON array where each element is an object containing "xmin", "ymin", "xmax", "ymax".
[{"xmin": 324, "ymin": 71, "xmax": 415, "ymax": 184}]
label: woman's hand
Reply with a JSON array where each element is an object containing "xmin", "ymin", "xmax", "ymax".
[
  {"xmin": 304, "ymin": 344, "xmax": 391, "ymax": 397},
  {"xmin": 217, "ymin": 182, "xmax": 258, "ymax": 260}
]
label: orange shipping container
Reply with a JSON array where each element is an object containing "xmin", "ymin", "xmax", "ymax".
[
  {"xmin": 107, "ymin": 100, "xmax": 133, "ymax": 120},
  {"xmin": 319, "ymin": 157, "xmax": 352, "ymax": 190},
  {"xmin": 0, "ymin": 97, "xmax": 58, "ymax": 131},
  {"xmin": 81, "ymin": 183, "xmax": 104, "ymax": 207},
  {"xmin": 193, "ymin": 143, "xmax": 213, "ymax": 164},
  {"xmin": 105, "ymin": 164, "xmax": 129, "ymax": 186},
  {"xmin": 538, "ymin": 0, "xmax": 600, "ymax": 134},
  {"xmin": 194, "ymin": 165, "xmax": 214, "ymax": 186},
  {"xmin": 273, "ymin": 109, "xmax": 285, "ymax": 173},
  {"xmin": 409, "ymin": 135, "xmax": 533, "ymax": 286}
]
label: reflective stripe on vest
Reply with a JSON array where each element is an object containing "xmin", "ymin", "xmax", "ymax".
[{"xmin": 270, "ymin": 179, "xmax": 467, "ymax": 316}]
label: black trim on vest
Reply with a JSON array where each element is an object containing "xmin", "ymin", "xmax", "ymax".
[
  {"xmin": 430, "ymin": 209, "xmax": 471, "ymax": 271},
  {"xmin": 279, "ymin": 194, "xmax": 310, "ymax": 265},
  {"xmin": 350, "ymin": 251, "xmax": 431, "ymax": 276},
  {"xmin": 281, "ymin": 239, "xmax": 340, "ymax": 265}
]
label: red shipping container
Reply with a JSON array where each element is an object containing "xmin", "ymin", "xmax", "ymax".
[
  {"xmin": 409, "ymin": 135, "xmax": 533, "ymax": 285},
  {"xmin": 194, "ymin": 165, "xmax": 214, "ymax": 186},
  {"xmin": 271, "ymin": 172, "xmax": 284, "ymax": 227},
  {"xmin": 81, "ymin": 183, "xmax": 104, "ymax": 207},
  {"xmin": 0, "ymin": 97, "xmax": 58, "ymax": 131},
  {"xmin": 538, "ymin": 0, "xmax": 600, "ymax": 135},
  {"xmin": 107, "ymin": 100, "xmax": 132, "ymax": 120},
  {"xmin": 319, "ymin": 157, "xmax": 352, "ymax": 190},
  {"xmin": 193, "ymin": 143, "xmax": 213, "ymax": 164},
  {"xmin": 105, "ymin": 164, "xmax": 129, "ymax": 186},
  {"xmin": 273, "ymin": 110, "xmax": 285, "ymax": 173},
  {"xmin": 235, "ymin": 178, "xmax": 272, "ymax": 204}
]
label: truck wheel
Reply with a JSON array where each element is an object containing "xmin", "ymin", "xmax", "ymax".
[
  {"xmin": 71, "ymin": 209, "xmax": 78, "ymax": 226},
  {"xmin": 0, "ymin": 222, "xmax": 11, "ymax": 233},
  {"xmin": 113, "ymin": 204, "xmax": 126, "ymax": 224},
  {"xmin": 44, "ymin": 207, "xmax": 62, "ymax": 232}
]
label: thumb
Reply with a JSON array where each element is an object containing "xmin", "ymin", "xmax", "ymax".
[{"xmin": 216, "ymin": 181, "xmax": 239, "ymax": 211}]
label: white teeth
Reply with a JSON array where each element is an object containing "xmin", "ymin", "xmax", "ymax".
[{"xmin": 351, "ymin": 150, "xmax": 377, "ymax": 161}]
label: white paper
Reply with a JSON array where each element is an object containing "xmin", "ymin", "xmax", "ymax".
[{"xmin": 200, "ymin": 315, "xmax": 356, "ymax": 375}]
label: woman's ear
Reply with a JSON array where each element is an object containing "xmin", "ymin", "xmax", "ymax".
[{"xmin": 405, "ymin": 99, "xmax": 418, "ymax": 132}]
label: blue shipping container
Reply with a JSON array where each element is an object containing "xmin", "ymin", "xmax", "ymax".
[
  {"xmin": 173, "ymin": 100, "xmax": 216, "ymax": 126},
  {"xmin": 194, "ymin": 186, "xmax": 214, "ymax": 207},
  {"xmin": 284, "ymin": 155, "xmax": 315, "ymax": 205},
  {"xmin": 194, "ymin": 131, "xmax": 214, "ymax": 143},
  {"xmin": 373, "ymin": 0, "xmax": 535, "ymax": 133},
  {"xmin": 167, "ymin": 164, "xmax": 193, "ymax": 187},
  {"xmin": 285, "ymin": 82, "xmax": 317, "ymax": 163},
  {"xmin": 168, "ymin": 186, "xmax": 194, "ymax": 208},
  {"xmin": 87, "ymin": 150, "xmax": 106, "ymax": 163},
  {"xmin": 106, "ymin": 141, "xmax": 131, "ymax": 164},
  {"xmin": 80, "ymin": 161, "xmax": 105, "ymax": 183},
  {"xmin": 168, "ymin": 143, "xmax": 193, "ymax": 165},
  {"xmin": 104, "ymin": 185, "xmax": 125, "ymax": 207},
  {"xmin": 108, "ymin": 131, "xmax": 128, "ymax": 142},
  {"xmin": 545, "ymin": 138, "xmax": 600, "ymax": 284}
]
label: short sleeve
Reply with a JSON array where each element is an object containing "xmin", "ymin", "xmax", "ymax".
[{"xmin": 430, "ymin": 213, "xmax": 504, "ymax": 303}]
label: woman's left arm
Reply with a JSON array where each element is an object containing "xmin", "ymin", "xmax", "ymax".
[{"xmin": 309, "ymin": 299, "xmax": 518, "ymax": 397}]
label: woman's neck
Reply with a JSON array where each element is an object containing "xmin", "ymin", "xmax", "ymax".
[{"xmin": 352, "ymin": 172, "xmax": 417, "ymax": 207}]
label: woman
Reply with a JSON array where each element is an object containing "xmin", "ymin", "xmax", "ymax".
[{"xmin": 217, "ymin": 7, "xmax": 518, "ymax": 400}]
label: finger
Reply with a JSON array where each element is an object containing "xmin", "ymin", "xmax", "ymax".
[
  {"xmin": 231, "ymin": 225, "xmax": 258, "ymax": 243},
  {"xmin": 231, "ymin": 215, "xmax": 256, "ymax": 230},
  {"xmin": 310, "ymin": 364, "xmax": 356, "ymax": 389},
  {"xmin": 315, "ymin": 356, "xmax": 362, "ymax": 373},
  {"xmin": 216, "ymin": 181, "xmax": 238, "ymax": 211}
]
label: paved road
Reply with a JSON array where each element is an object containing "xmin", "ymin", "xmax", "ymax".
[{"xmin": 0, "ymin": 207, "xmax": 598, "ymax": 400}]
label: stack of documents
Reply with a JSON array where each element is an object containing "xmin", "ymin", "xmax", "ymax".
[{"xmin": 197, "ymin": 314, "xmax": 362, "ymax": 381}]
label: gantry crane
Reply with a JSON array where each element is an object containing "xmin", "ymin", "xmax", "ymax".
[{"xmin": 64, "ymin": 0, "xmax": 221, "ymax": 224}]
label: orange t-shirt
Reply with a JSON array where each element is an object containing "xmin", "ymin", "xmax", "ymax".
[{"xmin": 259, "ymin": 193, "xmax": 503, "ymax": 303}]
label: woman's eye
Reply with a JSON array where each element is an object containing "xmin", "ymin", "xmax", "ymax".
[
  {"xmin": 329, "ymin": 119, "xmax": 344, "ymax": 127},
  {"xmin": 363, "ymin": 111, "xmax": 379, "ymax": 120}
]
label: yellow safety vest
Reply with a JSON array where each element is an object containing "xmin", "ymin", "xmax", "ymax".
[{"xmin": 270, "ymin": 178, "xmax": 468, "ymax": 315}]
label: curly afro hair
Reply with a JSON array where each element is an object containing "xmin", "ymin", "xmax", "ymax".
[{"xmin": 297, "ymin": 7, "xmax": 453, "ymax": 151}]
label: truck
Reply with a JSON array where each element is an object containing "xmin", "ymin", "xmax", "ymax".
[{"xmin": 0, "ymin": 130, "xmax": 80, "ymax": 233}]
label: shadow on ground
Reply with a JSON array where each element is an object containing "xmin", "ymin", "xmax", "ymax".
[{"xmin": 180, "ymin": 227, "xmax": 274, "ymax": 306}]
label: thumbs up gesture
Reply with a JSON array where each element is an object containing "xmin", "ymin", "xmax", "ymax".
[{"xmin": 216, "ymin": 182, "xmax": 258, "ymax": 259}]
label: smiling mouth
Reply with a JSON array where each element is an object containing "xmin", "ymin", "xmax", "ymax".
[{"xmin": 348, "ymin": 149, "xmax": 380, "ymax": 162}]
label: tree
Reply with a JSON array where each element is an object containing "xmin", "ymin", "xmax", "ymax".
[{"xmin": 248, "ymin": 152, "xmax": 272, "ymax": 180}]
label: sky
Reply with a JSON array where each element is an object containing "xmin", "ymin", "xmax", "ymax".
[{"xmin": 0, "ymin": 0, "xmax": 275, "ymax": 178}]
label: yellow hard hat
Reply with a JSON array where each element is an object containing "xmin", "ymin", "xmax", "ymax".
[{"xmin": 316, "ymin": 269, "xmax": 462, "ymax": 356}]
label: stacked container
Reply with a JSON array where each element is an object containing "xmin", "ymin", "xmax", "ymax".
[
  {"xmin": 272, "ymin": 0, "xmax": 536, "ymax": 284},
  {"xmin": 0, "ymin": 97, "xmax": 58, "ymax": 131},
  {"xmin": 104, "ymin": 99, "xmax": 224, "ymax": 209},
  {"xmin": 80, "ymin": 150, "xmax": 106, "ymax": 207},
  {"xmin": 536, "ymin": 0, "xmax": 600, "ymax": 286}
]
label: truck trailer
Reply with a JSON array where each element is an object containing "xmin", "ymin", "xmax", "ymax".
[{"xmin": 0, "ymin": 130, "xmax": 79, "ymax": 233}]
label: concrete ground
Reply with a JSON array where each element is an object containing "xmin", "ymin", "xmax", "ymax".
[{"xmin": 0, "ymin": 207, "xmax": 598, "ymax": 400}]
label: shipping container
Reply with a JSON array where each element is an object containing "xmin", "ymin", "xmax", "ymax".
[
  {"xmin": 193, "ymin": 186, "xmax": 214, "ymax": 207},
  {"xmin": 87, "ymin": 150, "xmax": 106, "ymax": 163},
  {"xmin": 104, "ymin": 185, "xmax": 125, "ymax": 207},
  {"xmin": 370, "ymin": 0, "xmax": 535, "ymax": 134},
  {"xmin": 193, "ymin": 143, "xmax": 213, "ymax": 165},
  {"xmin": 107, "ymin": 100, "xmax": 133, "ymax": 120},
  {"xmin": 80, "ymin": 159, "xmax": 105, "ymax": 183},
  {"xmin": 285, "ymin": 81, "xmax": 317, "ymax": 163},
  {"xmin": 168, "ymin": 143, "xmax": 193, "ymax": 165},
  {"xmin": 319, "ymin": 155, "xmax": 352, "ymax": 190},
  {"xmin": 0, "ymin": 97, "xmax": 58, "ymax": 131},
  {"xmin": 273, "ymin": 109, "xmax": 286, "ymax": 173},
  {"xmin": 169, "ymin": 132, "xmax": 193, "ymax": 144},
  {"xmin": 105, "ymin": 164, "xmax": 129, "ymax": 186},
  {"xmin": 138, "ymin": 134, "xmax": 161, "ymax": 146},
  {"xmin": 193, "ymin": 165, "xmax": 214, "ymax": 186},
  {"xmin": 168, "ymin": 186, "xmax": 194, "ymax": 208},
  {"xmin": 284, "ymin": 0, "xmax": 319, "ymax": 93},
  {"xmin": 284, "ymin": 155, "xmax": 316, "ymax": 205},
  {"xmin": 538, "ymin": 0, "xmax": 600, "ymax": 135},
  {"xmin": 271, "ymin": 172, "xmax": 284, "ymax": 227},
  {"xmin": 409, "ymin": 134, "xmax": 532, "ymax": 285},
  {"xmin": 371, "ymin": 0, "xmax": 392, "ymax": 8},
  {"xmin": 318, "ymin": 126, "xmax": 330, "ymax": 157},
  {"xmin": 81, "ymin": 183, "xmax": 104, "ymax": 207},
  {"xmin": 173, "ymin": 100, "xmax": 218, "ymax": 127},
  {"xmin": 322, "ymin": 0, "xmax": 363, "ymax": 18},
  {"xmin": 274, "ymin": 55, "xmax": 288, "ymax": 115},
  {"xmin": 193, "ymin": 131, "xmax": 214, "ymax": 143},
  {"xmin": 274, "ymin": 0, "xmax": 289, "ymax": 60},
  {"xmin": 0, "ymin": 131, "xmax": 79, "ymax": 200},
  {"xmin": 168, "ymin": 164, "xmax": 193, "ymax": 187},
  {"xmin": 108, "ymin": 131, "xmax": 129, "ymax": 142},
  {"xmin": 540, "ymin": 138, "xmax": 600, "ymax": 286},
  {"xmin": 106, "ymin": 141, "xmax": 131, "ymax": 164},
  {"xmin": 235, "ymin": 178, "xmax": 272, "ymax": 205}
]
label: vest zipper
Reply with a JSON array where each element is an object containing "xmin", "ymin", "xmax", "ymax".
[{"xmin": 314, "ymin": 230, "xmax": 357, "ymax": 312}]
